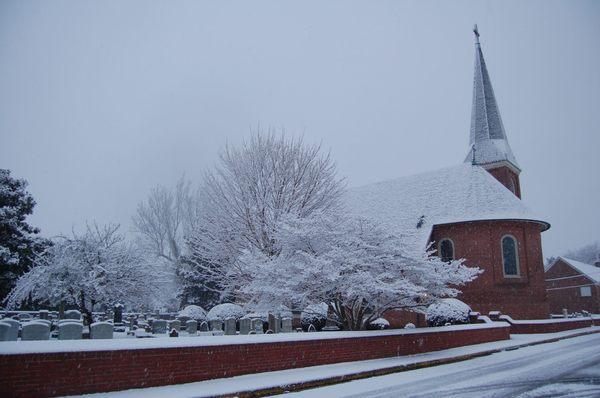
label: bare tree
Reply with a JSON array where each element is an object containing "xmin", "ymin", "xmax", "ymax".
[
  {"xmin": 187, "ymin": 131, "xmax": 346, "ymax": 298},
  {"xmin": 133, "ymin": 176, "xmax": 199, "ymax": 264}
]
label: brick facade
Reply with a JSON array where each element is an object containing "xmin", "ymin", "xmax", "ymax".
[
  {"xmin": 430, "ymin": 220, "xmax": 549, "ymax": 319},
  {"xmin": 545, "ymin": 259, "xmax": 600, "ymax": 314},
  {"xmin": 0, "ymin": 325, "xmax": 509, "ymax": 398},
  {"xmin": 486, "ymin": 165, "xmax": 521, "ymax": 198}
]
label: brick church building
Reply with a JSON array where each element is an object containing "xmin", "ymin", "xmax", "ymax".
[{"xmin": 346, "ymin": 27, "xmax": 551, "ymax": 323}]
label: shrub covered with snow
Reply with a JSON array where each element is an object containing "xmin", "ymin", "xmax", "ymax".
[
  {"xmin": 207, "ymin": 303, "xmax": 245, "ymax": 321},
  {"xmin": 178, "ymin": 305, "xmax": 207, "ymax": 321},
  {"xmin": 426, "ymin": 298, "xmax": 471, "ymax": 327},
  {"xmin": 366, "ymin": 317, "xmax": 390, "ymax": 330},
  {"xmin": 301, "ymin": 303, "xmax": 328, "ymax": 331},
  {"xmin": 241, "ymin": 305, "xmax": 292, "ymax": 322}
]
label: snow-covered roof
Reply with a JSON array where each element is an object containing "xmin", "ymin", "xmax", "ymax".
[
  {"xmin": 550, "ymin": 257, "xmax": 600, "ymax": 284},
  {"xmin": 464, "ymin": 32, "xmax": 519, "ymax": 170},
  {"xmin": 344, "ymin": 164, "xmax": 549, "ymax": 249}
]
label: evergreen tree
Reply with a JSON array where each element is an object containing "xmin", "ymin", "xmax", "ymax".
[{"xmin": 0, "ymin": 169, "xmax": 47, "ymax": 303}]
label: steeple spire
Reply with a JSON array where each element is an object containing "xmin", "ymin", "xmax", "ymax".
[{"xmin": 464, "ymin": 25, "xmax": 520, "ymax": 171}]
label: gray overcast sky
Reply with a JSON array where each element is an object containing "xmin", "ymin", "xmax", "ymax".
[{"xmin": 1, "ymin": 0, "xmax": 598, "ymax": 257}]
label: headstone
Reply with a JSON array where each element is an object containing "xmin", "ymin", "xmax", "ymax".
[
  {"xmin": 35, "ymin": 319, "xmax": 52, "ymax": 328},
  {"xmin": 21, "ymin": 322, "xmax": 50, "ymax": 341},
  {"xmin": 307, "ymin": 324, "xmax": 316, "ymax": 332},
  {"xmin": 251, "ymin": 318, "xmax": 264, "ymax": 334},
  {"xmin": 209, "ymin": 320, "xmax": 223, "ymax": 331},
  {"xmin": 0, "ymin": 321, "xmax": 18, "ymax": 341},
  {"xmin": 152, "ymin": 319, "xmax": 168, "ymax": 334},
  {"xmin": 128, "ymin": 316, "xmax": 136, "ymax": 330},
  {"xmin": 281, "ymin": 317, "xmax": 293, "ymax": 333},
  {"xmin": 239, "ymin": 318, "xmax": 251, "ymax": 335},
  {"xmin": 64, "ymin": 310, "xmax": 81, "ymax": 320},
  {"xmin": 291, "ymin": 309, "xmax": 302, "ymax": 329},
  {"xmin": 268, "ymin": 313, "xmax": 280, "ymax": 333},
  {"xmin": 90, "ymin": 322, "xmax": 113, "ymax": 339},
  {"xmin": 224, "ymin": 318, "xmax": 236, "ymax": 335},
  {"xmin": 113, "ymin": 304, "xmax": 124, "ymax": 324},
  {"xmin": 169, "ymin": 329, "xmax": 179, "ymax": 337},
  {"xmin": 168, "ymin": 320, "xmax": 181, "ymax": 332},
  {"xmin": 562, "ymin": 308, "xmax": 569, "ymax": 318},
  {"xmin": 199, "ymin": 321, "xmax": 209, "ymax": 332},
  {"xmin": 186, "ymin": 320, "xmax": 197, "ymax": 334},
  {"xmin": 59, "ymin": 322, "xmax": 83, "ymax": 340},
  {"xmin": 18, "ymin": 313, "xmax": 32, "ymax": 321},
  {"xmin": 39, "ymin": 310, "xmax": 49, "ymax": 320}
]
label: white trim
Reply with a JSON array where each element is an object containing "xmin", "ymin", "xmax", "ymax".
[
  {"xmin": 482, "ymin": 160, "xmax": 521, "ymax": 175},
  {"xmin": 546, "ymin": 283, "xmax": 597, "ymax": 292},
  {"xmin": 501, "ymin": 234, "xmax": 520, "ymax": 277},
  {"xmin": 545, "ymin": 274, "xmax": 589, "ymax": 282}
]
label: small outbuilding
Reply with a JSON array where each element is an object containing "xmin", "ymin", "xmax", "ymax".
[{"xmin": 545, "ymin": 257, "xmax": 600, "ymax": 315}]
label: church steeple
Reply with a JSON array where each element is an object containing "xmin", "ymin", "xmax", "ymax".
[{"xmin": 465, "ymin": 25, "xmax": 522, "ymax": 198}]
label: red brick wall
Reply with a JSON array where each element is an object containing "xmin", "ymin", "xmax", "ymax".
[
  {"xmin": 545, "ymin": 259, "xmax": 600, "ymax": 314},
  {"xmin": 486, "ymin": 166, "xmax": 521, "ymax": 198},
  {"xmin": 0, "ymin": 326, "xmax": 509, "ymax": 398},
  {"xmin": 502, "ymin": 318, "xmax": 593, "ymax": 334},
  {"xmin": 431, "ymin": 220, "xmax": 549, "ymax": 319}
]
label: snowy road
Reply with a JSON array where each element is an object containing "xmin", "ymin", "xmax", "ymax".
[{"xmin": 281, "ymin": 333, "xmax": 600, "ymax": 398}]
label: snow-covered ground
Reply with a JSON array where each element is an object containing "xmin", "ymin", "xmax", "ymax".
[
  {"xmin": 69, "ymin": 328, "xmax": 599, "ymax": 398},
  {"xmin": 283, "ymin": 332, "xmax": 600, "ymax": 398}
]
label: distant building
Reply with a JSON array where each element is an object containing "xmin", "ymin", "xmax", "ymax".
[
  {"xmin": 346, "ymin": 27, "xmax": 550, "ymax": 323},
  {"xmin": 545, "ymin": 257, "xmax": 600, "ymax": 314}
]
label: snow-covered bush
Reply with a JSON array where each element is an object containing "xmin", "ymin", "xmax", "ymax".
[
  {"xmin": 242, "ymin": 305, "xmax": 292, "ymax": 322},
  {"xmin": 366, "ymin": 317, "xmax": 390, "ymax": 330},
  {"xmin": 301, "ymin": 303, "xmax": 328, "ymax": 331},
  {"xmin": 404, "ymin": 323, "xmax": 416, "ymax": 329},
  {"xmin": 178, "ymin": 305, "xmax": 207, "ymax": 321},
  {"xmin": 207, "ymin": 303, "xmax": 245, "ymax": 321},
  {"xmin": 426, "ymin": 298, "xmax": 471, "ymax": 327}
]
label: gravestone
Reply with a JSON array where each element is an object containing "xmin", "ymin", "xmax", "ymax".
[
  {"xmin": 35, "ymin": 319, "xmax": 52, "ymax": 328},
  {"xmin": 199, "ymin": 321, "xmax": 209, "ymax": 332},
  {"xmin": 251, "ymin": 318, "xmax": 264, "ymax": 334},
  {"xmin": 113, "ymin": 304, "xmax": 124, "ymax": 325},
  {"xmin": 307, "ymin": 324, "xmax": 316, "ymax": 332},
  {"xmin": 209, "ymin": 320, "xmax": 223, "ymax": 331},
  {"xmin": 59, "ymin": 322, "xmax": 83, "ymax": 340},
  {"xmin": 0, "ymin": 321, "xmax": 18, "ymax": 341},
  {"xmin": 169, "ymin": 329, "xmax": 179, "ymax": 337},
  {"xmin": 39, "ymin": 310, "xmax": 49, "ymax": 320},
  {"xmin": 239, "ymin": 318, "xmax": 251, "ymax": 335},
  {"xmin": 281, "ymin": 317, "xmax": 293, "ymax": 333},
  {"xmin": 224, "ymin": 318, "xmax": 236, "ymax": 335},
  {"xmin": 186, "ymin": 320, "xmax": 197, "ymax": 334},
  {"xmin": 268, "ymin": 313, "xmax": 280, "ymax": 333},
  {"xmin": 152, "ymin": 319, "xmax": 168, "ymax": 334},
  {"xmin": 168, "ymin": 320, "xmax": 181, "ymax": 332},
  {"xmin": 18, "ymin": 313, "xmax": 32, "ymax": 321},
  {"xmin": 90, "ymin": 322, "xmax": 113, "ymax": 339},
  {"xmin": 21, "ymin": 322, "xmax": 50, "ymax": 341},
  {"xmin": 64, "ymin": 310, "xmax": 81, "ymax": 320},
  {"xmin": 291, "ymin": 309, "xmax": 302, "ymax": 330}
]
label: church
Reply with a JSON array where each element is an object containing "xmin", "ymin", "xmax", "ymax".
[{"xmin": 346, "ymin": 27, "xmax": 551, "ymax": 323}]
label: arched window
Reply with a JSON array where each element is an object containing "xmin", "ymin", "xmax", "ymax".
[
  {"xmin": 502, "ymin": 235, "xmax": 520, "ymax": 276},
  {"xmin": 439, "ymin": 239, "xmax": 454, "ymax": 263}
]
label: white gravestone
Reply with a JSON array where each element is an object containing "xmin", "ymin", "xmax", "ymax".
[
  {"xmin": 251, "ymin": 318, "xmax": 264, "ymax": 334},
  {"xmin": 90, "ymin": 322, "xmax": 113, "ymax": 339},
  {"xmin": 0, "ymin": 319, "xmax": 20, "ymax": 341},
  {"xmin": 0, "ymin": 321, "xmax": 18, "ymax": 341},
  {"xmin": 152, "ymin": 319, "xmax": 167, "ymax": 334},
  {"xmin": 281, "ymin": 317, "xmax": 293, "ymax": 333},
  {"xmin": 209, "ymin": 320, "xmax": 223, "ymax": 331},
  {"xmin": 239, "ymin": 318, "xmax": 251, "ymax": 335},
  {"xmin": 224, "ymin": 318, "xmax": 237, "ymax": 335},
  {"xmin": 64, "ymin": 310, "xmax": 82, "ymax": 320},
  {"xmin": 186, "ymin": 320, "xmax": 197, "ymax": 334},
  {"xmin": 21, "ymin": 322, "xmax": 50, "ymax": 341},
  {"xmin": 59, "ymin": 322, "xmax": 83, "ymax": 340}
]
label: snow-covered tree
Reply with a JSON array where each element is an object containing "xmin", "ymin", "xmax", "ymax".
[
  {"xmin": 0, "ymin": 169, "xmax": 49, "ymax": 302},
  {"xmin": 187, "ymin": 132, "xmax": 345, "ymax": 300},
  {"xmin": 5, "ymin": 223, "xmax": 167, "ymax": 324},
  {"xmin": 133, "ymin": 176, "xmax": 203, "ymax": 308},
  {"xmin": 563, "ymin": 241, "xmax": 600, "ymax": 265},
  {"xmin": 235, "ymin": 213, "xmax": 481, "ymax": 330}
]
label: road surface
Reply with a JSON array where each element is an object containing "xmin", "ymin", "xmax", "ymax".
[{"xmin": 281, "ymin": 333, "xmax": 600, "ymax": 398}]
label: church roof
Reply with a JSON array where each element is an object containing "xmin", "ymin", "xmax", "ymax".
[
  {"xmin": 549, "ymin": 257, "xmax": 600, "ymax": 283},
  {"xmin": 344, "ymin": 164, "xmax": 548, "ymax": 249},
  {"xmin": 464, "ymin": 26, "xmax": 520, "ymax": 170}
]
